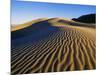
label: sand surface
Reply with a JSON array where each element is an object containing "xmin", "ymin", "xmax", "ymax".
[{"xmin": 11, "ymin": 18, "xmax": 96, "ymax": 74}]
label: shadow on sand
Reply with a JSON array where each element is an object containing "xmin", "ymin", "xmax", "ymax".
[{"xmin": 11, "ymin": 20, "xmax": 60, "ymax": 46}]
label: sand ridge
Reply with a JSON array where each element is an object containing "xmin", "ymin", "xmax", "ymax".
[
  {"xmin": 11, "ymin": 18, "xmax": 48, "ymax": 31},
  {"xmin": 11, "ymin": 18, "xmax": 96, "ymax": 74}
]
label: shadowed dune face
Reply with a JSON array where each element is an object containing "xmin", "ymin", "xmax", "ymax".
[
  {"xmin": 11, "ymin": 18, "xmax": 96, "ymax": 74},
  {"xmin": 11, "ymin": 20, "xmax": 59, "ymax": 39}
]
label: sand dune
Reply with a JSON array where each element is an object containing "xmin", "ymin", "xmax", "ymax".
[
  {"xmin": 11, "ymin": 18, "xmax": 48, "ymax": 31},
  {"xmin": 11, "ymin": 18, "xmax": 96, "ymax": 74}
]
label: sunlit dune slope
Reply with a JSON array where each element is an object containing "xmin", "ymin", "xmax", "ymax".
[{"xmin": 11, "ymin": 18, "xmax": 96, "ymax": 74}]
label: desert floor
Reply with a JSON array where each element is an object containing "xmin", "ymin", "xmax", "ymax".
[{"xmin": 11, "ymin": 18, "xmax": 96, "ymax": 74}]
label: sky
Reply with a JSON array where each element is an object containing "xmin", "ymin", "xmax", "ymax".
[{"xmin": 11, "ymin": 0, "xmax": 96, "ymax": 24}]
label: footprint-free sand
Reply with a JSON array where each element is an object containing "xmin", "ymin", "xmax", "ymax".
[{"xmin": 11, "ymin": 18, "xmax": 96, "ymax": 74}]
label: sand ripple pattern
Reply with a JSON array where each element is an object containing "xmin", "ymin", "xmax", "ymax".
[{"xmin": 11, "ymin": 19, "xmax": 96, "ymax": 74}]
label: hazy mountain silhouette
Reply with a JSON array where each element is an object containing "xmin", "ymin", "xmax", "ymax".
[{"xmin": 72, "ymin": 14, "xmax": 96, "ymax": 23}]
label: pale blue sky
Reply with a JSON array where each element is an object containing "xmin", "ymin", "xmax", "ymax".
[{"xmin": 11, "ymin": 0, "xmax": 96, "ymax": 24}]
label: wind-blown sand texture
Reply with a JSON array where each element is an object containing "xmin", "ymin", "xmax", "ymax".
[{"xmin": 11, "ymin": 18, "xmax": 96, "ymax": 74}]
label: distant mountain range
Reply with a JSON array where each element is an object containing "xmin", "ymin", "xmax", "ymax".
[{"xmin": 72, "ymin": 14, "xmax": 96, "ymax": 23}]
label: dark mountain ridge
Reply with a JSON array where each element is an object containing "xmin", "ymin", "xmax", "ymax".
[{"xmin": 72, "ymin": 14, "xmax": 96, "ymax": 23}]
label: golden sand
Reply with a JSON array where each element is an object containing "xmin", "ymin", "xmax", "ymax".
[{"xmin": 11, "ymin": 18, "xmax": 96, "ymax": 74}]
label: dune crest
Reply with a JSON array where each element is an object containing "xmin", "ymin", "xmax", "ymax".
[{"xmin": 11, "ymin": 18, "xmax": 48, "ymax": 31}]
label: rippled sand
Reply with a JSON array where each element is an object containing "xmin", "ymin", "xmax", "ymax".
[{"xmin": 11, "ymin": 18, "xmax": 96, "ymax": 74}]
